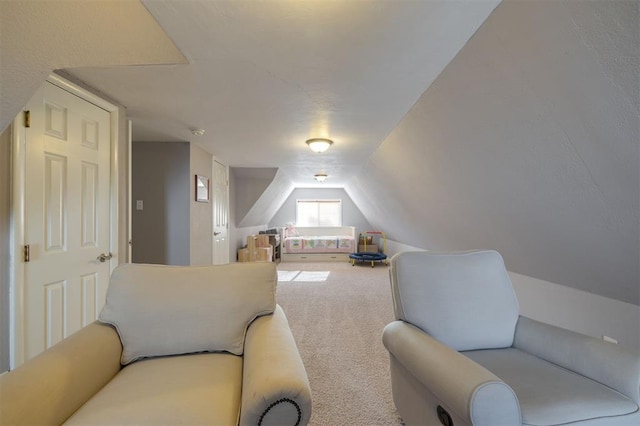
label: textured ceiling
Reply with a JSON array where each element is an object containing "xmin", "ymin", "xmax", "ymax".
[{"xmin": 66, "ymin": 0, "xmax": 500, "ymax": 186}]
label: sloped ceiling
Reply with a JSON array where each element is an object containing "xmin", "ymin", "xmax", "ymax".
[
  {"xmin": 64, "ymin": 0, "xmax": 500, "ymax": 186},
  {"xmin": 236, "ymin": 169, "xmax": 294, "ymax": 228},
  {"xmin": 0, "ymin": 0, "xmax": 186, "ymax": 133},
  {"xmin": 346, "ymin": 0, "xmax": 639, "ymax": 305}
]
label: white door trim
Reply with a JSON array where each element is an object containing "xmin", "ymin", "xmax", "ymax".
[
  {"xmin": 127, "ymin": 120, "xmax": 132, "ymax": 263},
  {"xmin": 9, "ymin": 73, "xmax": 120, "ymax": 369},
  {"xmin": 9, "ymin": 110, "xmax": 26, "ymax": 368}
]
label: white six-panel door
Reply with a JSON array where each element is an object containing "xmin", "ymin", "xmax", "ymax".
[
  {"xmin": 212, "ymin": 160, "xmax": 229, "ymax": 264},
  {"xmin": 23, "ymin": 81, "xmax": 111, "ymax": 361}
]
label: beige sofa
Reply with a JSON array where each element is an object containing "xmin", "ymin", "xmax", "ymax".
[{"xmin": 1, "ymin": 263, "xmax": 312, "ymax": 426}]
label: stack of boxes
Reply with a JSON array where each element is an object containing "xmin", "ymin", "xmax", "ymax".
[
  {"xmin": 238, "ymin": 234, "xmax": 273, "ymax": 262},
  {"xmin": 358, "ymin": 234, "xmax": 378, "ymax": 253}
]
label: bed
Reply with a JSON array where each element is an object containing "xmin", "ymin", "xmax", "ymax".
[{"xmin": 281, "ymin": 226, "xmax": 356, "ymax": 262}]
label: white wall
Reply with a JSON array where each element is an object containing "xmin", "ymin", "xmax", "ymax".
[
  {"xmin": 190, "ymin": 144, "xmax": 213, "ymax": 266},
  {"xmin": 510, "ymin": 272, "xmax": 640, "ymax": 353},
  {"xmin": 228, "ymin": 166, "xmax": 267, "ymax": 261},
  {"xmin": 386, "ymin": 240, "xmax": 640, "ymax": 353},
  {"xmin": 233, "ymin": 168, "xmax": 277, "ymax": 224},
  {"xmin": 346, "ymin": 0, "xmax": 639, "ymax": 306},
  {"xmin": 236, "ymin": 169, "xmax": 294, "ymax": 228}
]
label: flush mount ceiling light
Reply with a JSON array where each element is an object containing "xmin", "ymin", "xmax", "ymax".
[
  {"xmin": 306, "ymin": 138, "xmax": 333, "ymax": 153},
  {"xmin": 314, "ymin": 173, "xmax": 328, "ymax": 182},
  {"xmin": 191, "ymin": 128, "xmax": 205, "ymax": 136}
]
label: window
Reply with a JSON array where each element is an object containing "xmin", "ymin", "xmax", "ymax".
[{"xmin": 296, "ymin": 199, "xmax": 342, "ymax": 226}]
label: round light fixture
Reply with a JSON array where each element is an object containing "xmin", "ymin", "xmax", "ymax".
[
  {"xmin": 314, "ymin": 173, "xmax": 328, "ymax": 182},
  {"xmin": 191, "ymin": 128, "xmax": 205, "ymax": 136},
  {"xmin": 306, "ymin": 138, "xmax": 333, "ymax": 153}
]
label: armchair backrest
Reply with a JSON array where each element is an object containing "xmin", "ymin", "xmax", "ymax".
[
  {"xmin": 390, "ymin": 250, "xmax": 519, "ymax": 351},
  {"xmin": 100, "ymin": 262, "xmax": 277, "ymax": 364}
]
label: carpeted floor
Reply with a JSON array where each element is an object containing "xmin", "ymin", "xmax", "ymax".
[{"xmin": 276, "ymin": 261, "xmax": 403, "ymax": 426}]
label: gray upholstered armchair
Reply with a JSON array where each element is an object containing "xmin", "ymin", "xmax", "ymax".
[{"xmin": 383, "ymin": 250, "xmax": 640, "ymax": 426}]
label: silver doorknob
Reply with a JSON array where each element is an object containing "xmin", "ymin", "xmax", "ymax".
[{"xmin": 97, "ymin": 252, "xmax": 113, "ymax": 263}]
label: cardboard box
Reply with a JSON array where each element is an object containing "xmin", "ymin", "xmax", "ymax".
[
  {"xmin": 359, "ymin": 235, "xmax": 374, "ymax": 245},
  {"xmin": 238, "ymin": 248, "xmax": 251, "ymax": 262},
  {"xmin": 255, "ymin": 246, "xmax": 273, "ymax": 262},
  {"xmin": 238, "ymin": 245, "xmax": 273, "ymax": 262},
  {"xmin": 247, "ymin": 236, "xmax": 256, "ymax": 255},
  {"xmin": 255, "ymin": 234, "xmax": 270, "ymax": 248},
  {"xmin": 358, "ymin": 244, "xmax": 378, "ymax": 253}
]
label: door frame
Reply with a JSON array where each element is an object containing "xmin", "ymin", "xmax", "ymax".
[{"xmin": 9, "ymin": 73, "xmax": 121, "ymax": 369}]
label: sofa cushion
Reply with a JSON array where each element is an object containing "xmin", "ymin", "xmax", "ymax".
[
  {"xmin": 64, "ymin": 353, "xmax": 243, "ymax": 425},
  {"xmin": 390, "ymin": 250, "xmax": 519, "ymax": 351},
  {"xmin": 464, "ymin": 348, "xmax": 639, "ymax": 426},
  {"xmin": 99, "ymin": 263, "xmax": 276, "ymax": 364}
]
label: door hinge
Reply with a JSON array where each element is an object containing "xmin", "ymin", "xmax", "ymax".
[
  {"xmin": 24, "ymin": 110, "xmax": 30, "ymax": 128},
  {"xmin": 23, "ymin": 244, "xmax": 30, "ymax": 262}
]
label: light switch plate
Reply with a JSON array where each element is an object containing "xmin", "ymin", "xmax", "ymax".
[{"xmin": 136, "ymin": 200, "xmax": 143, "ymax": 210}]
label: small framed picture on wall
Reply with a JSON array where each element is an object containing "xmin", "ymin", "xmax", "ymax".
[{"xmin": 196, "ymin": 175, "xmax": 209, "ymax": 202}]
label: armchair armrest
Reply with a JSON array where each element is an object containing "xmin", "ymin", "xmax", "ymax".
[
  {"xmin": 240, "ymin": 305, "xmax": 312, "ymax": 426},
  {"xmin": 514, "ymin": 315, "xmax": 640, "ymax": 405},
  {"xmin": 383, "ymin": 321, "xmax": 521, "ymax": 426},
  {"xmin": 0, "ymin": 322, "xmax": 122, "ymax": 425}
]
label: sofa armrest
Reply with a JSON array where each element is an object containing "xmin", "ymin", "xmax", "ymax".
[
  {"xmin": 0, "ymin": 321, "xmax": 122, "ymax": 425},
  {"xmin": 240, "ymin": 305, "xmax": 312, "ymax": 426},
  {"xmin": 383, "ymin": 321, "xmax": 521, "ymax": 426},
  {"xmin": 514, "ymin": 315, "xmax": 640, "ymax": 405}
]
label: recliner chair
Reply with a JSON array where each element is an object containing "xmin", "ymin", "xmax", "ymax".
[{"xmin": 383, "ymin": 250, "xmax": 640, "ymax": 426}]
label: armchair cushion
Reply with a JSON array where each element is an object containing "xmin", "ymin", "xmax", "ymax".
[
  {"xmin": 390, "ymin": 251, "xmax": 519, "ymax": 351},
  {"xmin": 464, "ymin": 348, "xmax": 639, "ymax": 425},
  {"xmin": 100, "ymin": 263, "xmax": 276, "ymax": 364},
  {"xmin": 64, "ymin": 353, "xmax": 243, "ymax": 425}
]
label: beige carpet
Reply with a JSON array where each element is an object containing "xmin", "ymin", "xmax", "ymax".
[{"xmin": 276, "ymin": 261, "xmax": 403, "ymax": 426}]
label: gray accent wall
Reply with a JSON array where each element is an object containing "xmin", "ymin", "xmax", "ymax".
[
  {"xmin": 132, "ymin": 142, "xmax": 190, "ymax": 265},
  {"xmin": 269, "ymin": 188, "xmax": 372, "ymax": 235},
  {"xmin": 190, "ymin": 144, "xmax": 213, "ymax": 265},
  {"xmin": 346, "ymin": 0, "xmax": 639, "ymax": 305}
]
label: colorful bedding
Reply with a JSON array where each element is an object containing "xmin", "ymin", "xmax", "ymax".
[{"xmin": 284, "ymin": 236, "xmax": 355, "ymax": 253}]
